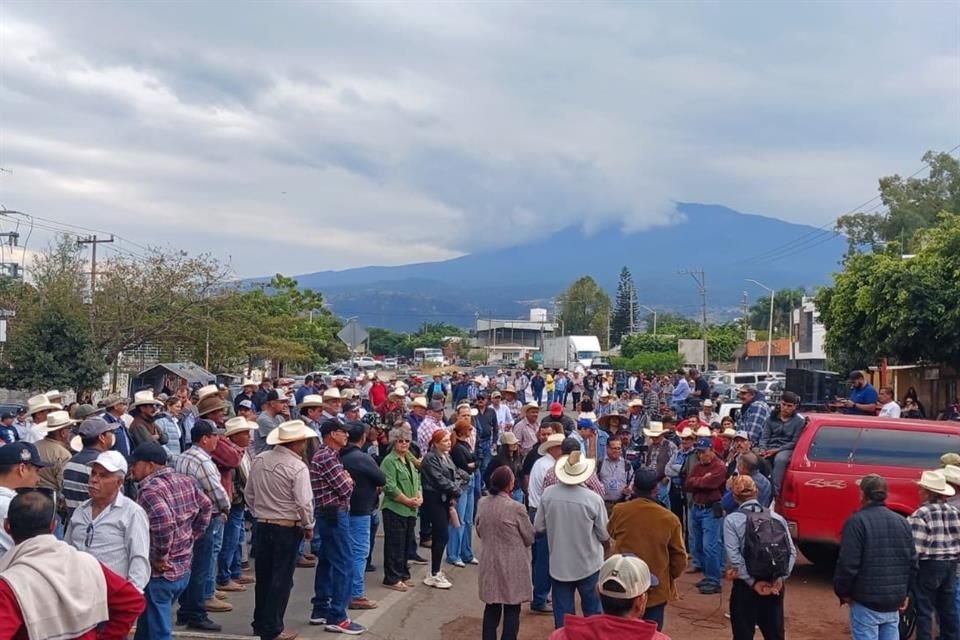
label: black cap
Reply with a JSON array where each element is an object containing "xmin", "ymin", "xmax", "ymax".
[
  {"xmin": 560, "ymin": 436, "xmax": 582, "ymax": 455},
  {"xmin": 0, "ymin": 413, "xmax": 14, "ymax": 421},
  {"xmin": 130, "ymin": 442, "xmax": 168, "ymax": 465},
  {"xmin": 848, "ymin": 370, "xmax": 865, "ymax": 381},
  {"xmin": 320, "ymin": 419, "xmax": 348, "ymax": 437},
  {"xmin": 191, "ymin": 422, "xmax": 217, "ymax": 442},
  {"xmin": 781, "ymin": 391, "xmax": 800, "ymax": 404},
  {"xmin": 342, "ymin": 401, "xmax": 360, "ymax": 413},
  {"xmin": 633, "ymin": 468, "xmax": 659, "ymax": 493},
  {"xmin": 346, "ymin": 420, "xmax": 367, "ymax": 442},
  {"xmin": 266, "ymin": 389, "xmax": 281, "ymax": 402},
  {"xmin": 0, "ymin": 442, "xmax": 48, "ymax": 467}
]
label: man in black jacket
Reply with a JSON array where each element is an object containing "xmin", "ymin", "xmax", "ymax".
[
  {"xmin": 340, "ymin": 421, "xmax": 386, "ymax": 611},
  {"xmin": 834, "ymin": 474, "xmax": 916, "ymax": 640}
]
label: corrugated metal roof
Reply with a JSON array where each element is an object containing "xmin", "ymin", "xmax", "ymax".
[{"xmin": 136, "ymin": 362, "xmax": 216, "ymax": 385}]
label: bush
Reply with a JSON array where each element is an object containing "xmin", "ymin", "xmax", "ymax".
[
  {"xmin": 610, "ymin": 351, "xmax": 684, "ymax": 372},
  {"xmin": 524, "ymin": 358, "xmax": 540, "ymax": 371},
  {"xmin": 621, "ymin": 334, "xmax": 677, "ymax": 357}
]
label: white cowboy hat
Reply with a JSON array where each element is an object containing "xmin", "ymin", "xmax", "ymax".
[
  {"xmin": 196, "ymin": 384, "xmax": 220, "ymax": 400},
  {"xmin": 523, "ymin": 401, "xmax": 540, "ymax": 412},
  {"xmin": 628, "ymin": 399, "xmax": 644, "ymax": 408},
  {"xmin": 266, "ymin": 419, "xmax": 320, "ymax": 446},
  {"xmin": 223, "ymin": 417, "xmax": 258, "ymax": 437},
  {"xmin": 132, "ymin": 390, "xmax": 163, "ymax": 408},
  {"xmin": 678, "ymin": 427, "xmax": 696, "ymax": 439},
  {"xmin": 101, "ymin": 394, "xmax": 126, "ymax": 409},
  {"xmin": 721, "ymin": 428, "xmax": 737, "ymax": 439},
  {"xmin": 642, "ymin": 421, "xmax": 667, "ymax": 438},
  {"xmin": 502, "ymin": 387, "xmax": 518, "ymax": 396},
  {"xmin": 537, "ymin": 433, "xmax": 565, "ymax": 456},
  {"xmin": 342, "ymin": 388, "xmax": 359, "ymax": 399},
  {"xmin": 69, "ymin": 435, "xmax": 83, "ymax": 452},
  {"xmin": 917, "ymin": 469, "xmax": 956, "ymax": 496},
  {"xmin": 26, "ymin": 394, "xmax": 61, "ymax": 417},
  {"xmin": 702, "ymin": 399, "xmax": 714, "ymax": 407},
  {"xmin": 36, "ymin": 410, "xmax": 76, "ymax": 433},
  {"xmin": 695, "ymin": 426, "xmax": 712, "ymax": 438},
  {"xmin": 555, "ymin": 450, "xmax": 596, "ymax": 486},
  {"xmin": 942, "ymin": 465, "xmax": 960, "ymax": 486},
  {"xmin": 388, "ymin": 387, "xmax": 406, "ymax": 398},
  {"xmin": 321, "ymin": 388, "xmax": 342, "ymax": 400},
  {"xmin": 500, "ymin": 431, "xmax": 519, "ymax": 446},
  {"xmin": 298, "ymin": 394, "xmax": 325, "ymax": 409},
  {"xmin": 599, "ymin": 391, "xmax": 611, "ymax": 399},
  {"xmin": 412, "ymin": 397, "xmax": 428, "ymax": 410},
  {"xmin": 45, "ymin": 390, "xmax": 65, "ymax": 402}
]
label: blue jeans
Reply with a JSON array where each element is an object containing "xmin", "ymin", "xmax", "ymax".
[
  {"xmin": 178, "ymin": 517, "xmax": 221, "ymax": 623},
  {"xmin": 312, "ymin": 509, "xmax": 352, "ymax": 625},
  {"xmin": 204, "ymin": 515, "xmax": 225, "ymax": 601},
  {"xmin": 552, "ymin": 571, "xmax": 601, "ymax": 629},
  {"xmin": 529, "ymin": 509, "xmax": 550, "ymax": 609},
  {"xmin": 217, "ymin": 504, "xmax": 245, "ymax": 584},
  {"xmin": 511, "ymin": 488, "xmax": 524, "ymax": 503},
  {"xmin": 689, "ymin": 505, "xmax": 722, "ymax": 586},
  {"xmin": 849, "ymin": 601, "xmax": 900, "ymax": 640},
  {"xmin": 657, "ymin": 482, "xmax": 671, "ymax": 510},
  {"xmin": 348, "ymin": 514, "xmax": 371, "ymax": 599},
  {"xmin": 137, "ymin": 574, "xmax": 190, "ymax": 640},
  {"xmin": 477, "ymin": 441, "xmax": 492, "ymax": 490},
  {"xmin": 644, "ymin": 603, "xmax": 665, "ymax": 631},
  {"xmin": 447, "ymin": 474, "xmax": 477, "ymax": 563}
]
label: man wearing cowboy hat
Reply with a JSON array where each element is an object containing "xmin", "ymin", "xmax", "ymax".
[
  {"xmin": 254, "ymin": 389, "xmax": 285, "ymax": 454},
  {"xmin": 527, "ymin": 432, "xmax": 566, "ymax": 616},
  {"xmin": 535, "ymin": 450, "xmax": 609, "ymax": 628},
  {"xmin": 406, "ymin": 396, "xmax": 429, "ymax": 436},
  {"xmin": 377, "ymin": 387, "xmax": 406, "ymax": 426},
  {"xmin": 22, "ymin": 393, "xmax": 62, "ymax": 444},
  {"xmin": 626, "ymin": 399, "xmax": 651, "ymax": 443},
  {"xmin": 908, "ymin": 469, "xmax": 960, "ymax": 640},
  {"xmin": 0, "ymin": 442, "xmax": 46, "ymax": 554},
  {"xmin": 246, "ymin": 420, "xmax": 318, "ymax": 640},
  {"xmin": 99, "ymin": 393, "xmax": 134, "ymax": 458},
  {"xmin": 129, "ymin": 391, "xmax": 169, "ymax": 450},
  {"xmin": 34, "ymin": 410, "xmax": 77, "ymax": 531},
  {"xmin": 234, "ymin": 379, "xmax": 259, "ymax": 413},
  {"xmin": 217, "ymin": 418, "xmax": 258, "ymax": 594},
  {"xmin": 514, "ymin": 402, "xmax": 542, "ymax": 457}
]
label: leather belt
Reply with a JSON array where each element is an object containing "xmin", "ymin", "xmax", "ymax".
[{"xmin": 256, "ymin": 518, "xmax": 300, "ymax": 527}]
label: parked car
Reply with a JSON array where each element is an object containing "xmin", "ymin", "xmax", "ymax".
[
  {"xmin": 382, "ymin": 357, "xmax": 399, "ymax": 369},
  {"xmin": 779, "ymin": 414, "xmax": 960, "ymax": 568}
]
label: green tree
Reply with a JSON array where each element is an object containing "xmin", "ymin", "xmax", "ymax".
[
  {"xmin": 748, "ymin": 287, "xmax": 805, "ymax": 336},
  {"xmin": 557, "ymin": 276, "xmax": 612, "ymax": 348},
  {"xmin": 367, "ymin": 327, "xmax": 408, "ymax": 356},
  {"xmin": 621, "ymin": 334, "xmax": 676, "ymax": 357},
  {"xmin": 611, "ymin": 267, "xmax": 639, "ymax": 346},
  {"xmin": 0, "ymin": 304, "xmax": 106, "ymax": 392},
  {"xmin": 610, "ymin": 351, "xmax": 684, "ymax": 372},
  {"xmin": 641, "ymin": 312, "xmax": 699, "ymax": 337}
]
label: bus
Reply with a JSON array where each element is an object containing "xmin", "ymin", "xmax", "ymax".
[{"xmin": 413, "ymin": 348, "xmax": 446, "ymax": 366}]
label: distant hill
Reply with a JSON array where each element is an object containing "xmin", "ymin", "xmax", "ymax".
[{"xmin": 251, "ymin": 203, "xmax": 846, "ymax": 332}]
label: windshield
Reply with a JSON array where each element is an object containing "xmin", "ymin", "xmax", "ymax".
[{"xmin": 576, "ymin": 350, "xmax": 601, "ymax": 360}]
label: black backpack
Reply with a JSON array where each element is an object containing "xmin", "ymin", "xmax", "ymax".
[{"xmin": 742, "ymin": 508, "xmax": 791, "ymax": 581}]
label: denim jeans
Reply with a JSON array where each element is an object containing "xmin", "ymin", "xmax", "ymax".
[
  {"xmin": 312, "ymin": 509, "xmax": 352, "ymax": 625},
  {"xmin": 689, "ymin": 505, "xmax": 722, "ymax": 585},
  {"xmin": 218, "ymin": 504, "xmax": 245, "ymax": 584},
  {"xmin": 914, "ymin": 559, "xmax": 958, "ymax": 640},
  {"xmin": 529, "ymin": 509, "xmax": 550, "ymax": 609},
  {"xmin": 137, "ymin": 573, "xmax": 190, "ymax": 640},
  {"xmin": 348, "ymin": 514, "xmax": 371, "ymax": 599},
  {"xmin": 849, "ymin": 602, "xmax": 900, "ymax": 640},
  {"xmin": 367, "ymin": 510, "xmax": 380, "ymax": 566},
  {"xmin": 203, "ymin": 515, "xmax": 225, "ymax": 601},
  {"xmin": 178, "ymin": 517, "xmax": 221, "ymax": 623},
  {"xmin": 477, "ymin": 441, "xmax": 492, "ymax": 490},
  {"xmin": 551, "ymin": 571, "xmax": 601, "ymax": 629},
  {"xmin": 511, "ymin": 488, "xmax": 524, "ymax": 503},
  {"xmin": 448, "ymin": 474, "xmax": 477, "ymax": 563},
  {"xmin": 771, "ymin": 450, "xmax": 793, "ymax": 496},
  {"xmin": 644, "ymin": 603, "xmax": 665, "ymax": 631}
]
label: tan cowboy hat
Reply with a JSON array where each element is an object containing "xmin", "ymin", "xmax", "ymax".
[
  {"xmin": 196, "ymin": 395, "xmax": 228, "ymax": 417},
  {"xmin": 628, "ymin": 399, "xmax": 644, "ymax": 408},
  {"xmin": 388, "ymin": 387, "xmax": 406, "ymax": 399},
  {"xmin": 412, "ymin": 396, "xmax": 428, "ymax": 410},
  {"xmin": 342, "ymin": 388, "xmax": 359, "ymax": 399},
  {"xmin": 298, "ymin": 394, "xmax": 325, "ymax": 409},
  {"xmin": 917, "ymin": 469, "xmax": 956, "ymax": 496},
  {"xmin": 224, "ymin": 417, "xmax": 258, "ymax": 437},
  {"xmin": 537, "ymin": 433, "xmax": 565, "ymax": 456},
  {"xmin": 695, "ymin": 426, "xmax": 712, "ymax": 438},
  {"xmin": 45, "ymin": 390, "xmax": 65, "ymax": 403},
  {"xmin": 26, "ymin": 394, "xmax": 61, "ymax": 417},
  {"xmin": 266, "ymin": 419, "xmax": 320, "ymax": 446},
  {"xmin": 522, "ymin": 401, "xmax": 540, "ymax": 413},
  {"xmin": 598, "ymin": 413, "xmax": 626, "ymax": 430},
  {"xmin": 721, "ymin": 428, "xmax": 737, "ymax": 439},
  {"xmin": 196, "ymin": 384, "xmax": 220, "ymax": 400},
  {"xmin": 321, "ymin": 387, "xmax": 341, "ymax": 400},
  {"xmin": 643, "ymin": 421, "xmax": 667, "ymax": 438},
  {"xmin": 502, "ymin": 386, "xmax": 518, "ymax": 396},
  {"xmin": 101, "ymin": 394, "xmax": 126, "ymax": 410},
  {"xmin": 500, "ymin": 431, "xmax": 519, "ymax": 446},
  {"xmin": 555, "ymin": 450, "xmax": 596, "ymax": 486},
  {"xmin": 942, "ymin": 465, "xmax": 960, "ymax": 486},
  {"xmin": 599, "ymin": 390, "xmax": 611, "ymax": 399},
  {"xmin": 132, "ymin": 390, "xmax": 163, "ymax": 408},
  {"xmin": 678, "ymin": 427, "xmax": 696, "ymax": 439},
  {"xmin": 36, "ymin": 410, "xmax": 76, "ymax": 433}
]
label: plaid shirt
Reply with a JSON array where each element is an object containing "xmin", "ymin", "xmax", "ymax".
[
  {"xmin": 137, "ymin": 466, "xmax": 212, "ymax": 580},
  {"xmin": 174, "ymin": 446, "xmax": 231, "ymax": 514},
  {"xmin": 736, "ymin": 400, "xmax": 771, "ymax": 445},
  {"xmin": 908, "ymin": 499, "xmax": 960, "ymax": 561},
  {"xmin": 310, "ymin": 444, "xmax": 353, "ymax": 510}
]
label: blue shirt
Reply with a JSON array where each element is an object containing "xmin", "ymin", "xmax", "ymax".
[
  {"xmin": 0, "ymin": 425, "xmax": 17, "ymax": 445},
  {"xmin": 722, "ymin": 471, "xmax": 773, "ymax": 514},
  {"xmin": 671, "ymin": 379, "xmax": 690, "ymax": 403},
  {"xmin": 845, "ymin": 384, "xmax": 879, "ymax": 415}
]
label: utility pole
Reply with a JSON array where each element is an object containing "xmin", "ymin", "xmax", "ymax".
[
  {"xmin": 76, "ymin": 235, "xmax": 114, "ymax": 304},
  {"xmin": 680, "ymin": 268, "xmax": 708, "ymax": 371},
  {"xmin": 741, "ymin": 291, "xmax": 749, "ymax": 340},
  {"xmin": 629, "ymin": 287, "xmax": 634, "ymax": 335}
]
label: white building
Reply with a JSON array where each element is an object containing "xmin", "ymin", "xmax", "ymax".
[
  {"xmin": 791, "ymin": 297, "xmax": 828, "ymax": 370},
  {"xmin": 475, "ymin": 308, "xmax": 557, "ymax": 364}
]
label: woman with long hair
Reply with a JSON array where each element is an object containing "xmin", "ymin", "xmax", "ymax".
[
  {"xmin": 485, "ymin": 432, "xmax": 524, "ymax": 502},
  {"xmin": 420, "ymin": 429, "xmax": 461, "ymax": 589},
  {"xmin": 448, "ymin": 417, "xmax": 478, "ymax": 567}
]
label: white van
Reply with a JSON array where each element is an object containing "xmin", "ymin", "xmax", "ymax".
[{"xmin": 715, "ymin": 371, "xmax": 783, "ymax": 387}]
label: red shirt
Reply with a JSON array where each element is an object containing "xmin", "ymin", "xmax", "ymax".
[
  {"xmin": 369, "ymin": 382, "xmax": 388, "ymax": 408},
  {"xmin": 683, "ymin": 457, "xmax": 728, "ymax": 505},
  {"xmin": 0, "ymin": 562, "xmax": 144, "ymax": 640}
]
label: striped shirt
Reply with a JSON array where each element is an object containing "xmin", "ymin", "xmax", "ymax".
[
  {"xmin": 310, "ymin": 444, "xmax": 353, "ymax": 510},
  {"xmin": 174, "ymin": 446, "xmax": 231, "ymax": 514},
  {"xmin": 64, "ymin": 492, "xmax": 151, "ymax": 590},
  {"xmin": 908, "ymin": 499, "xmax": 960, "ymax": 561},
  {"xmin": 62, "ymin": 447, "xmax": 102, "ymax": 519}
]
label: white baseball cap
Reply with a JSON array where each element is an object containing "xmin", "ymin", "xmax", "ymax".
[
  {"xmin": 598, "ymin": 554, "xmax": 658, "ymax": 599},
  {"xmin": 89, "ymin": 450, "xmax": 128, "ymax": 475}
]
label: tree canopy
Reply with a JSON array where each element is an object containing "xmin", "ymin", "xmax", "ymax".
[
  {"xmin": 557, "ymin": 276, "xmax": 612, "ymax": 348},
  {"xmin": 611, "ymin": 267, "xmax": 639, "ymax": 346},
  {"xmin": 748, "ymin": 287, "xmax": 805, "ymax": 336}
]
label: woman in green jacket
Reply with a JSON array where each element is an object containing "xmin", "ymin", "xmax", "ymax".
[{"xmin": 380, "ymin": 423, "xmax": 423, "ymax": 592}]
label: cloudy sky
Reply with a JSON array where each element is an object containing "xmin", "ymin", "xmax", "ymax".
[{"xmin": 1, "ymin": 1, "xmax": 957, "ymax": 278}]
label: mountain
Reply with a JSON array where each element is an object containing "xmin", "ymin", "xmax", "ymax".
[{"xmin": 256, "ymin": 203, "xmax": 847, "ymax": 332}]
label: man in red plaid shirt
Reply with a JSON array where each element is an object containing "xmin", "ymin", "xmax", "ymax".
[{"xmin": 130, "ymin": 442, "xmax": 212, "ymax": 640}]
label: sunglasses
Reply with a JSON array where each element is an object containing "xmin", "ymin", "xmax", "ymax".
[{"xmin": 396, "ymin": 438, "xmax": 411, "ymax": 443}]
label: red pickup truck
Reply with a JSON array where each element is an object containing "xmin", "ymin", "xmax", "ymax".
[{"xmin": 779, "ymin": 414, "xmax": 960, "ymax": 567}]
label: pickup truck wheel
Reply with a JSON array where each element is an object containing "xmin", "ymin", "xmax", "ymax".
[{"xmin": 798, "ymin": 542, "xmax": 838, "ymax": 569}]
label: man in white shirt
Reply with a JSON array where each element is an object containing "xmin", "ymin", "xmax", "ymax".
[
  {"xmin": 877, "ymin": 386, "xmax": 901, "ymax": 418},
  {"xmin": 0, "ymin": 442, "xmax": 46, "ymax": 555},
  {"xmin": 527, "ymin": 433, "xmax": 564, "ymax": 616},
  {"xmin": 490, "ymin": 391, "xmax": 514, "ymax": 432}
]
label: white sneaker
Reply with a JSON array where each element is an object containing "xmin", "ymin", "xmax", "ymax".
[{"xmin": 429, "ymin": 572, "xmax": 452, "ymax": 589}]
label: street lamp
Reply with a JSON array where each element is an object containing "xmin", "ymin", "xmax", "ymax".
[
  {"xmin": 745, "ymin": 279, "xmax": 775, "ymax": 373},
  {"xmin": 638, "ymin": 305, "xmax": 657, "ymax": 336}
]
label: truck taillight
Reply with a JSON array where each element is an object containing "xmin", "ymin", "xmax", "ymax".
[{"xmin": 781, "ymin": 474, "xmax": 797, "ymax": 509}]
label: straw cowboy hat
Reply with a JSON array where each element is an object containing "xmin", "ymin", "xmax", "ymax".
[
  {"xmin": 26, "ymin": 394, "xmax": 61, "ymax": 417},
  {"xmin": 241, "ymin": 378, "xmax": 257, "ymax": 388},
  {"xmin": 388, "ymin": 387, "xmax": 407, "ymax": 399},
  {"xmin": 917, "ymin": 469, "xmax": 955, "ymax": 496},
  {"xmin": 132, "ymin": 390, "xmax": 163, "ymax": 408},
  {"xmin": 678, "ymin": 427, "xmax": 696, "ymax": 439},
  {"xmin": 196, "ymin": 384, "xmax": 220, "ymax": 400},
  {"xmin": 321, "ymin": 388, "xmax": 342, "ymax": 400},
  {"xmin": 223, "ymin": 417, "xmax": 258, "ymax": 437},
  {"xmin": 100, "ymin": 394, "xmax": 126, "ymax": 410},
  {"xmin": 695, "ymin": 426, "xmax": 712, "ymax": 438},
  {"xmin": 500, "ymin": 431, "xmax": 519, "ymax": 446},
  {"xmin": 36, "ymin": 410, "xmax": 76, "ymax": 434},
  {"xmin": 555, "ymin": 450, "xmax": 596, "ymax": 486},
  {"xmin": 628, "ymin": 399, "xmax": 644, "ymax": 409},
  {"xmin": 196, "ymin": 395, "xmax": 228, "ymax": 417},
  {"xmin": 412, "ymin": 397, "xmax": 429, "ymax": 410},
  {"xmin": 598, "ymin": 413, "xmax": 627, "ymax": 430},
  {"xmin": 643, "ymin": 422, "xmax": 668, "ymax": 438},
  {"xmin": 298, "ymin": 394, "xmax": 325, "ymax": 409},
  {"xmin": 537, "ymin": 433, "xmax": 565, "ymax": 456},
  {"xmin": 266, "ymin": 420, "xmax": 320, "ymax": 446},
  {"xmin": 941, "ymin": 465, "xmax": 960, "ymax": 486},
  {"xmin": 45, "ymin": 390, "xmax": 65, "ymax": 403},
  {"xmin": 502, "ymin": 387, "xmax": 518, "ymax": 397},
  {"xmin": 522, "ymin": 401, "xmax": 540, "ymax": 413},
  {"xmin": 721, "ymin": 428, "xmax": 737, "ymax": 439}
]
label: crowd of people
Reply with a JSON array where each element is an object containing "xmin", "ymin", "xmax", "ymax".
[{"xmin": 0, "ymin": 367, "xmax": 956, "ymax": 640}]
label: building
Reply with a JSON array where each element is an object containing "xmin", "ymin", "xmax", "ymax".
[
  {"xmin": 475, "ymin": 308, "xmax": 557, "ymax": 364},
  {"xmin": 734, "ymin": 338, "xmax": 792, "ymax": 373},
  {"xmin": 867, "ymin": 364, "xmax": 959, "ymax": 420},
  {"xmin": 790, "ymin": 297, "xmax": 828, "ymax": 370}
]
